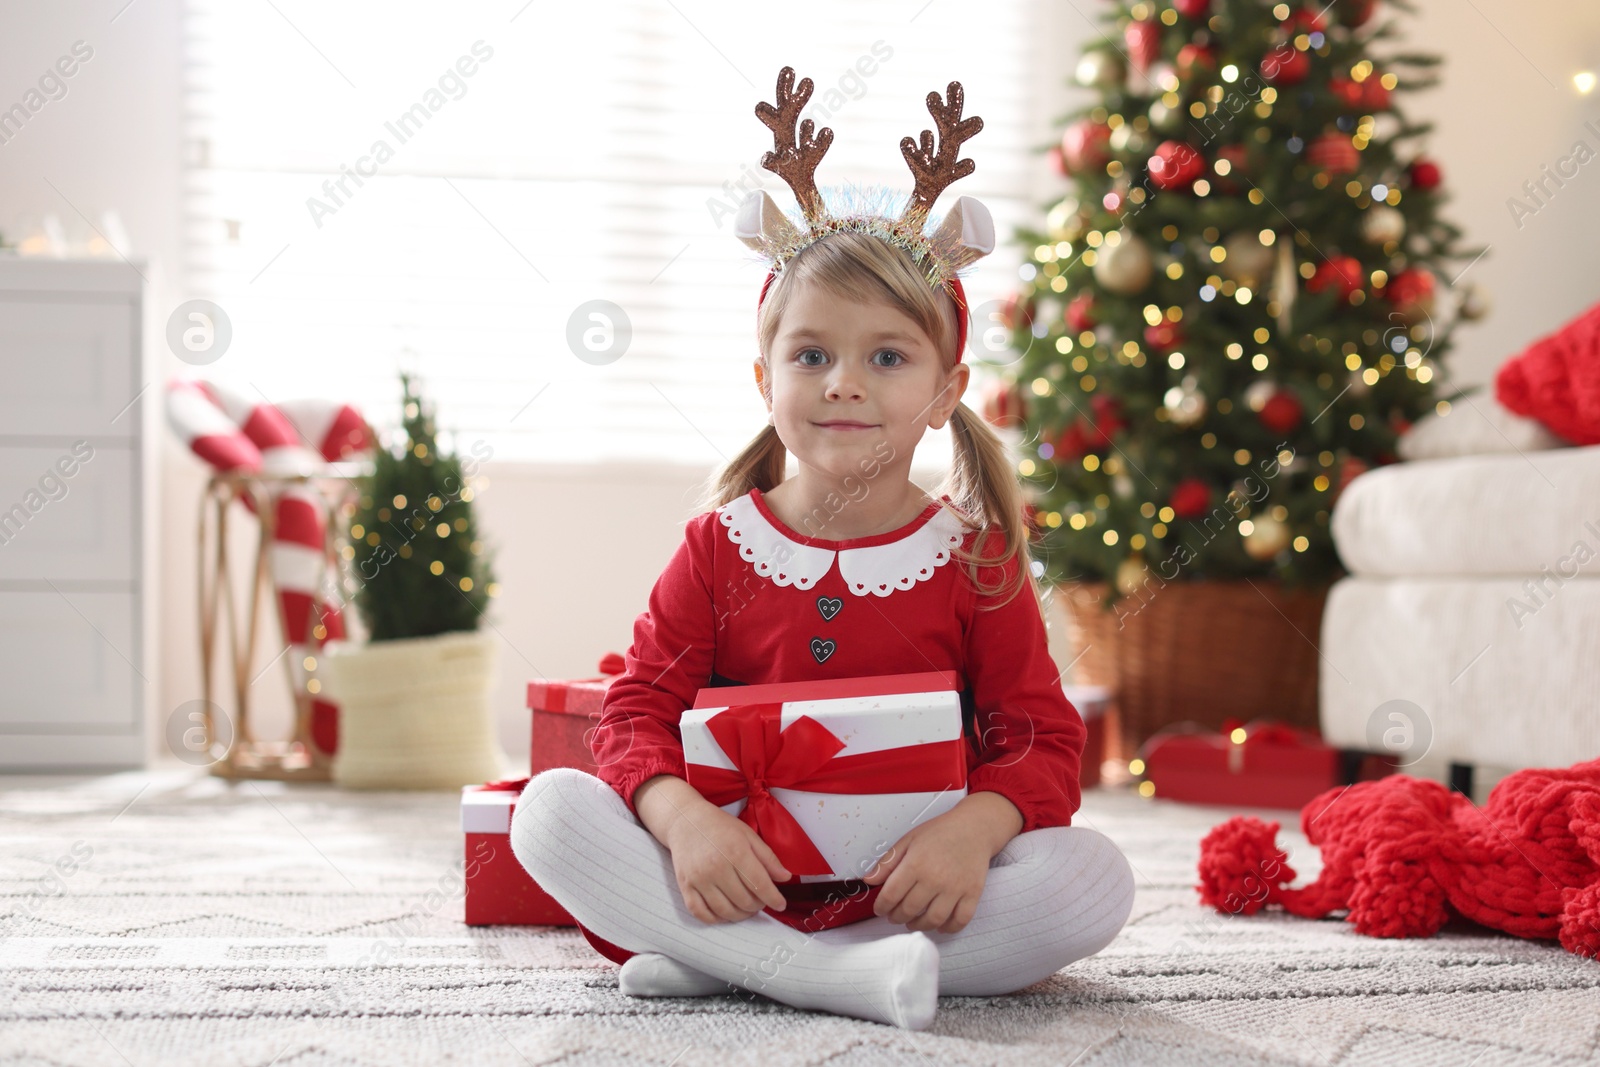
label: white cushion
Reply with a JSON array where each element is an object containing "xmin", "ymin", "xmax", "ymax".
[
  {"xmin": 1319, "ymin": 576, "xmax": 1600, "ymax": 773},
  {"xmin": 1331, "ymin": 444, "xmax": 1600, "ymax": 577},
  {"xmin": 1397, "ymin": 386, "xmax": 1566, "ymax": 461}
]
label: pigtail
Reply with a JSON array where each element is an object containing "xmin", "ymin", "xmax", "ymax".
[
  {"xmin": 695, "ymin": 421, "xmax": 787, "ymax": 514},
  {"xmin": 937, "ymin": 400, "xmax": 1034, "ymax": 611}
]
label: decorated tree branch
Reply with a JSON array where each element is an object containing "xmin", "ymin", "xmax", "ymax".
[{"xmin": 989, "ymin": 0, "xmax": 1484, "ymax": 599}]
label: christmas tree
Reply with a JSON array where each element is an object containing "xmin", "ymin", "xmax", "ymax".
[
  {"xmin": 346, "ymin": 372, "xmax": 498, "ymax": 641},
  {"xmin": 993, "ymin": 0, "xmax": 1482, "ymax": 599}
]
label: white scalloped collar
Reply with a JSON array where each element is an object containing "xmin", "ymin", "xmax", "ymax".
[{"xmin": 715, "ymin": 488, "xmax": 973, "ymax": 598}]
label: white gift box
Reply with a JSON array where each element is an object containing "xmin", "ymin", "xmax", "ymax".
[{"xmin": 682, "ymin": 671, "xmax": 969, "ymax": 883}]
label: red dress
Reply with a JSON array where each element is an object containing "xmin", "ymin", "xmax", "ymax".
[{"xmin": 577, "ymin": 487, "xmax": 1088, "ymax": 964}]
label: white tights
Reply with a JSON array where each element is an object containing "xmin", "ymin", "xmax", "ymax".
[{"xmin": 511, "ymin": 768, "xmax": 1134, "ymax": 1027}]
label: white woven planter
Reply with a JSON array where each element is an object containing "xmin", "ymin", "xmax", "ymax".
[{"xmin": 324, "ymin": 629, "xmax": 506, "ymax": 790}]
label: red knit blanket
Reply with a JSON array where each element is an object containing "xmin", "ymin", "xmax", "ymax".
[
  {"xmin": 1196, "ymin": 757, "xmax": 1600, "ymax": 958},
  {"xmin": 1495, "ymin": 299, "xmax": 1600, "ymax": 445}
]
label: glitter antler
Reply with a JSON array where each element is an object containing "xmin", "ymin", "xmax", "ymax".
[
  {"xmin": 755, "ymin": 66, "xmax": 835, "ymax": 226},
  {"xmin": 898, "ymin": 81, "xmax": 983, "ymax": 230}
]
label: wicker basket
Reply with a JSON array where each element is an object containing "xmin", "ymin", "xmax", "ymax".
[
  {"xmin": 324, "ymin": 629, "xmax": 508, "ymax": 789},
  {"xmin": 1059, "ymin": 578, "xmax": 1331, "ymax": 760}
]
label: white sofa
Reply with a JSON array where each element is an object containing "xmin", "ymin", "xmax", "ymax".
[{"xmin": 1318, "ymin": 389, "xmax": 1600, "ymax": 791}]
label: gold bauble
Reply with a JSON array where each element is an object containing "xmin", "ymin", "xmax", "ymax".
[
  {"xmin": 1093, "ymin": 234, "xmax": 1154, "ymax": 294},
  {"xmin": 1243, "ymin": 515, "xmax": 1291, "ymax": 560},
  {"xmin": 1163, "ymin": 374, "xmax": 1207, "ymax": 427},
  {"xmin": 1115, "ymin": 555, "xmax": 1151, "ymax": 597},
  {"xmin": 1221, "ymin": 231, "xmax": 1275, "ymax": 288},
  {"xmin": 1076, "ymin": 51, "xmax": 1127, "ymax": 89},
  {"xmin": 1361, "ymin": 204, "xmax": 1406, "ymax": 244},
  {"xmin": 1458, "ymin": 281, "xmax": 1490, "ymax": 321}
]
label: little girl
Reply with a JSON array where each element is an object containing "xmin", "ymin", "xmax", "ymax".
[{"xmin": 512, "ymin": 68, "xmax": 1134, "ymax": 1031}]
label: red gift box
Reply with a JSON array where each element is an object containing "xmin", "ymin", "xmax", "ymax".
[
  {"xmin": 461, "ymin": 777, "xmax": 574, "ymax": 926},
  {"xmin": 528, "ymin": 651, "xmax": 626, "ymax": 776},
  {"xmin": 1064, "ymin": 683, "xmax": 1109, "ymax": 789},
  {"xmin": 1138, "ymin": 720, "xmax": 1395, "ymax": 809},
  {"xmin": 684, "ymin": 671, "xmax": 969, "ymax": 882}
]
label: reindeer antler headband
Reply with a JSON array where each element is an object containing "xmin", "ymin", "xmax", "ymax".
[{"xmin": 735, "ymin": 66, "xmax": 997, "ymax": 361}]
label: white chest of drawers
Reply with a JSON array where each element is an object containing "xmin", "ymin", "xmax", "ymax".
[{"xmin": 0, "ymin": 257, "xmax": 156, "ymax": 770}]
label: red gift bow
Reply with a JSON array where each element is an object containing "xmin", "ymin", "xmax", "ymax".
[
  {"xmin": 1244, "ymin": 722, "xmax": 1318, "ymax": 747},
  {"xmin": 690, "ymin": 701, "xmax": 967, "ymax": 877}
]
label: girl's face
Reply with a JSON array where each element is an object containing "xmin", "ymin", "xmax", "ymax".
[{"xmin": 757, "ymin": 281, "xmax": 969, "ymax": 481}]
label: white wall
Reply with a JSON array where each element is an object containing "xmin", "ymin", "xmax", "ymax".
[{"xmin": 1, "ymin": 0, "xmax": 1596, "ymax": 773}]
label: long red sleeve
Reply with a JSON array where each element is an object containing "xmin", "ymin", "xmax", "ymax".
[
  {"xmin": 960, "ymin": 531, "xmax": 1087, "ymax": 833},
  {"xmin": 589, "ymin": 514, "xmax": 717, "ymax": 818}
]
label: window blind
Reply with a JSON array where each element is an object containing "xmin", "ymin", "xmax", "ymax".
[{"xmin": 183, "ymin": 0, "xmax": 1061, "ymax": 467}]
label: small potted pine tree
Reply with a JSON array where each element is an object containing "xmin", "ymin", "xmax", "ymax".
[{"xmin": 324, "ymin": 372, "xmax": 507, "ymax": 789}]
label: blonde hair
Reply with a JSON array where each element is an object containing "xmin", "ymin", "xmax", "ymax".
[{"xmin": 696, "ymin": 230, "xmax": 1033, "ymax": 609}]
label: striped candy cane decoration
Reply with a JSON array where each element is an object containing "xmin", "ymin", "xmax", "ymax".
[{"xmin": 166, "ymin": 380, "xmax": 373, "ymax": 756}]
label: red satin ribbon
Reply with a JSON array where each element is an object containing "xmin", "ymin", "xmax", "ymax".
[
  {"xmin": 690, "ymin": 700, "xmax": 967, "ymax": 876},
  {"xmin": 1244, "ymin": 723, "xmax": 1318, "ymax": 748}
]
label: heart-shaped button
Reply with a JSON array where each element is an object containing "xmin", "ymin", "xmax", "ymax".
[
  {"xmin": 809, "ymin": 637, "xmax": 836, "ymax": 663},
  {"xmin": 816, "ymin": 596, "xmax": 843, "ymax": 622}
]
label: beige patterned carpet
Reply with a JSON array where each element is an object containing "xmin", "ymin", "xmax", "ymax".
[{"xmin": 2, "ymin": 766, "xmax": 1597, "ymax": 1066}]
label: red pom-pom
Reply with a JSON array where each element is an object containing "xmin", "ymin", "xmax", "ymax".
[
  {"xmin": 1196, "ymin": 817, "xmax": 1298, "ymax": 916},
  {"xmin": 1346, "ymin": 841, "xmax": 1449, "ymax": 938}
]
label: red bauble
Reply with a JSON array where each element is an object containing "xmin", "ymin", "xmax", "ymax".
[
  {"xmin": 1282, "ymin": 8, "xmax": 1327, "ymax": 33},
  {"xmin": 1407, "ymin": 158, "xmax": 1442, "ymax": 190},
  {"xmin": 1339, "ymin": 0, "xmax": 1377, "ymax": 27},
  {"xmin": 1332, "ymin": 456, "xmax": 1369, "ymax": 502},
  {"xmin": 1048, "ymin": 144, "xmax": 1068, "ymax": 178},
  {"xmin": 1259, "ymin": 391, "xmax": 1305, "ymax": 434},
  {"xmin": 1053, "ymin": 421, "xmax": 1091, "ymax": 460},
  {"xmin": 981, "ymin": 377, "xmax": 1025, "ymax": 430},
  {"xmin": 1262, "ymin": 45, "xmax": 1310, "ymax": 85},
  {"xmin": 1173, "ymin": 0, "xmax": 1210, "ymax": 18},
  {"xmin": 1361, "ymin": 76, "xmax": 1391, "ymax": 111},
  {"xmin": 1307, "ymin": 256, "xmax": 1364, "ymax": 301},
  {"xmin": 1329, "ymin": 77, "xmax": 1365, "ymax": 108},
  {"xmin": 1065, "ymin": 291, "xmax": 1098, "ymax": 333},
  {"xmin": 1176, "ymin": 44, "xmax": 1217, "ymax": 80},
  {"xmin": 1144, "ymin": 321, "xmax": 1185, "ymax": 351},
  {"xmin": 1148, "ymin": 140, "xmax": 1205, "ymax": 190},
  {"xmin": 1214, "ymin": 144, "xmax": 1249, "ymax": 192},
  {"xmin": 1170, "ymin": 478, "xmax": 1212, "ymax": 520},
  {"xmin": 1060, "ymin": 119, "xmax": 1113, "ymax": 175},
  {"xmin": 1383, "ymin": 269, "xmax": 1436, "ymax": 320},
  {"xmin": 1125, "ymin": 19, "xmax": 1162, "ymax": 73},
  {"xmin": 1085, "ymin": 395, "xmax": 1126, "ymax": 449},
  {"xmin": 1306, "ymin": 132, "xmax": 1360, "ymax": 176},
  {"xmin": 1000, "ymin": 291, "xmax": 1036, "ymax": 331}
]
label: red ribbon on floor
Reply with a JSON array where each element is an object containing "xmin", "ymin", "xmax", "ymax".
[{"xmin": 689, "ymin": 701, "xmax": 966, "ymax": 877}]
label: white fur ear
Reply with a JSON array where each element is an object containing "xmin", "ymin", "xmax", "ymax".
[
  {"xmin": 929, "ymin": 195, "xmax": 995, "ymax": 271},
  {"xmin": 735, "ymin": 189, "xmax": 802, "ymax": 252}
]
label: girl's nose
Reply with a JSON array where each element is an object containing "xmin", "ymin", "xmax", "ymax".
[{"xmin": 825, "ymin": 366, "xmax": 865, "ymax": 401}]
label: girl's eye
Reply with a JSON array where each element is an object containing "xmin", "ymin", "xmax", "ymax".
[{"xmin": 794, "ymin": 348, "xmax": 905, "ymax": 366}]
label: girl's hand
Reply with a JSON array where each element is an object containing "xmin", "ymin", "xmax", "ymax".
[
  {"xmin": 861, "ymin": 809, "xmax": 991, "ymax": 934},
  {"xmin": 663, "ymin": 804, "xmax": 792, "ymax": 924}
]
